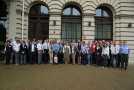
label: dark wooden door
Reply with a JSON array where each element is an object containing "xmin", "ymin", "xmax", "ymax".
[
  {"xmin": 28, "ymin": 16, "xmax": 49, "ymax": 40},
  {"xmin": 0, "ymin": 1, "xmax": 7, "ymax": 50},
  {"xmin": 0, "ymin": 24, "xmax": 6, "ymax": 50}
]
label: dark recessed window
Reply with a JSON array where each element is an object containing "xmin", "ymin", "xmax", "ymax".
[
  {"xmin": 0, "ymin": 0, "xmax": 7, "ymax": 50},
  {"xmin": 29, "ymin": 4, "xmax": 49, "ymax": 40},
  {"xmin": 0, "ymin": 0, "xmax": 7, "ymax": 17},
  {"xmin": 95, "ymin": 6, "xmax": 113, "ymax": 40},
  {"xmin": 62, "ymin": 4, "xmax": 82, "ymax": 42}
]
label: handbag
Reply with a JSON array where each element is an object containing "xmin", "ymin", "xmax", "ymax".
[{"xmin": 54, "ymin": 55, "xmax": 58, "ymax": 64}]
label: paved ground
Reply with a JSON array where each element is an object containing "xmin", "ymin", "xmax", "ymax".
[{"xmin": 0, "ymin": 64, "xmax": 134, "ymax": 90}]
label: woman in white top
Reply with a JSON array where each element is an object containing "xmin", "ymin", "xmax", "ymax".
[{"xmin": 102, "ymin": 43, "xmax": 110, "ymax": 67}]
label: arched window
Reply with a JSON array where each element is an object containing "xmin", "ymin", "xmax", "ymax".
[
  {"xmin": 28, "ymin": 4, "xmax": 49, "ymax": 40},
  {"xmin": 0, "ymin": 0, "xmax": 7, "ymax": 50},
  {"xmin": 61, "ymin": 4, "xmax": 82, "ymax": 42},
  {"xmin": 95, "ymin": 6, "xmax": 113, "ymax": 40}
]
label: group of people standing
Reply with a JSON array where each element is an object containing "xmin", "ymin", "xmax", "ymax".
[{"xmin": 4, "ymin": 38, "xmax": 130, "ymax": 70}]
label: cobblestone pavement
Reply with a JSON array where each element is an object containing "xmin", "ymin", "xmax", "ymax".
[{"xmin": 0, "ymin": 64, "xmax": 134, "ymax": 90}]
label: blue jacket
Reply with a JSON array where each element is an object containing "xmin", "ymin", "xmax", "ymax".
[{"xmin": 52, "ymin": 43, "xmax": 60, "ymax": 54}]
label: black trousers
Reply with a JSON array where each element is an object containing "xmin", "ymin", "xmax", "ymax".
[
  {"xmin": 111, "ymin": 54, "xmax": 118, "ymax": 67},
  {"xmin": 11, "ymin": 51, "xmax": 15, "ymax": 64},
  {"xmin": 92, "ymin": 53, "xmax": 96, "ymax": 64},
  {"xmin": 96, "ymin": 54, "xmax": 102, "ymax": 66},
  {"xmin": 27, "ymin": 51, "xmax": 31, "ymax": 64},
  {"xmin": 117, "ymin": 54, "xmax": 121, "ymax": 68},
  {"xmin": 81, "ymin": 53, "xmax": 87, "ymax": 65},
  {"xmin": 5, "ymin": 53, "xmax": 11, "ymax": 64},
  {"xmin": 43, "ymin": 49, "xmax": 49, "ymax": 64},
  {"xmin": 120, "ymin": 54, "xmax": 128, "ymax": 70},
  {"xmin": 102, "ymin": 55, "xmax": 109, "ymax": 67},
  {"xmin": 31, "ymin": 52, "xmax": 37, "ymax": 64}
]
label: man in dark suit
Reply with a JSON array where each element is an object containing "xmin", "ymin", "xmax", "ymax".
[
  {"xmin": 5, "ymin": 40, "xmax": 13, "ymax": 64},
  {"xmin": 20, "ymin": 40, "xmax": 28, "ymax": 64},
  {"xmin": 30, "ymin": 39, "xmax": 37, "ymax": 64}
]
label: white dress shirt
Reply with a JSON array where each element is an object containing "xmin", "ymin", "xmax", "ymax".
[
  {"xmin": 42, "ymin": 42, "xmax": 49, "ymax": 50},
  {"xmin": 13, "ymin": 42, "xmax": 20, "ymax": 52},
  {"xmin": 37, "ymin": 43, "xmax": 43, "ymax": 51},
  {"xmin": 110, "ymin": 45, "xmax": 120, "ymax": 55},
  {"xmin": 102, "ymin": 46, "xmax": 110, "ymax": 56},
  {"xmin": 31, "ymin": 44, "xmax": 35, "ymax": 52}
]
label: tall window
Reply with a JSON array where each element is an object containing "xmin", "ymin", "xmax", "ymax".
[
  {"xmin": 0, "ymin": 0, "xmax": 7, "ymax": 50},
  {"xmin": 61, "ymin": 4, "xmax": 82, "ymax": 42},
  {"xmin": 95, "ymin": 6, "xmax": 113, "ymax": 40},
  {"xmin": 28, "ymin": 4, "xmax": 49, "ymax": 40}
]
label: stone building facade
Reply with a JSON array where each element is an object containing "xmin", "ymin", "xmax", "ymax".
[{"xmin": 0, "ymin": 0, "xmax": 134, "ymax": 63}]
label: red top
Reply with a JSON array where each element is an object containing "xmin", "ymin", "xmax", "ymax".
[{"xmin": 91, "ymin": 44, "xmax": 96, "ymax": 53}]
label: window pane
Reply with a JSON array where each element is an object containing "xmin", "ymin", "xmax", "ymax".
[
  {"xmin": 96, "ymin": 7, "xmax": 112, "ymax": 17},
  {"xmin": 62, "ymin": 22, "xmax": 81, "ymax": 41},
  {"xmin": 63, "ymin": 8, "xmax": 71, "ymax": 15},
  {"xmin": 103, "ymin": 10, "xmax": 109, "ymax": 17},
  {"xmin": 103, "ymin": 25, "xmax": 112, "ymax": 31},
  {"xmin": 97, "ymin": 32, "xmax": 103, "ymax": 39},
  {"xmin": 76, "ymin": 23, "xmax": 81, "ymax": 40},
  {"xmin": 40, "ymin": 5, "xmax": 48, "ymax": 15},
  {"xmin": 103, "ymin": 31, "xmax": 111, "ymax": 39},
  {"xmin": 95, "ymin": 24, "xmax": 112, "ymax": 40},
  {"xmin": 72, "ymin": 8, "xmax": 80, "ymax": 16},
  {"xmin": 63, "ymin": 7, "xmax": 81, "ymax": 16},
  {"xmin": 96, "ymin": 9, "xmax": 102, "ymax": 16},
  {"xmin": 95, "ymin": 24, "xmax": 103, "ymax": 39}
]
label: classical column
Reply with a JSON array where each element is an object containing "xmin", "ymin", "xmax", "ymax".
[{"xmin": 21, "ymin": 0, "xmax": 24, "ymax": 40}]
